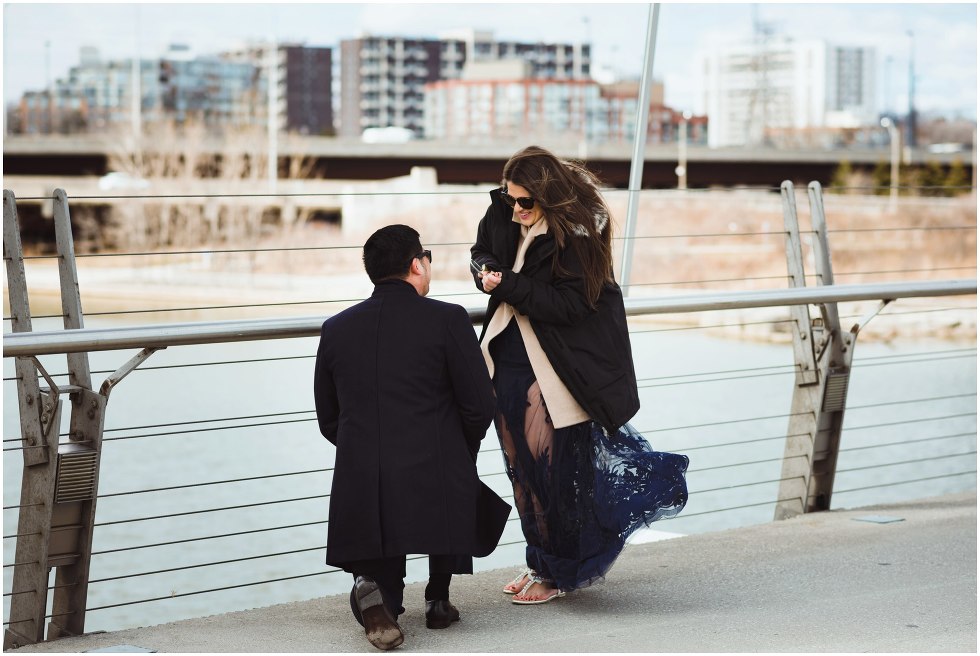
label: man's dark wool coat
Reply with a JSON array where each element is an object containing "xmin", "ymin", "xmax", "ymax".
[{"xmin": 314, "ymin": 279, "xmax": 510, "ymax": 566}]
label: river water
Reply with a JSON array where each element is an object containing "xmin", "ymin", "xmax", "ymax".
[{"xmin": 3, "ymin": 311, "xmax": 976, "ymax": 633}]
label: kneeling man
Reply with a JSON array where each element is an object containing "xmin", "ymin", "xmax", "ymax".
[{"xmin": 314, "ymin": 224, "xmax": 510, "ymax": 650}]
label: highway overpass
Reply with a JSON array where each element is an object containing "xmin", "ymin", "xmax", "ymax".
[{"xmin": 4, "ymin": 134, "xmax": 973, "ymax": 189}]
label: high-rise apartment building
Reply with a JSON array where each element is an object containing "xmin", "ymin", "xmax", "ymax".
[
  {"xmin": 340, "ymin": 30, "xmax": 591, "ymax": 137},
  {"xmin": 700, "ymin": 38, "xmax": 876, "ymax": 147},
  {"xmin": 224, "ymin": 43, "xmax": 334, "ymax": 135},
  {"xmin": 339, "ymin": 36, "xmax": 442, "ymax": 138},
  {"xmin": 438, "ymin": 29, "xmax": 591, "ymax": 80}
]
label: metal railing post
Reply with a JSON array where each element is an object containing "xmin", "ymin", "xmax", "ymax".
[
  {"xmin": 3, "ymin": 190, "xmax": 107, "ymax": 645},
  {"xmin": 774, "ymin": 181, "xmax": 821, "ymax": 519},
  {"xmin": 775, "ymin": 181, "xmax": 857, "ymax": 519},
  {"xmin": 46, "ymin": 189, "xmax": 105, "ymax": 640},
  {"xmin": 3, "ymin": 191, "xmax": 60, "ymax": 649},
  {"xmin": 800, "ymin": 181, "xmax": 855, "ymax": 512},
  {"xmin": 619, "ymin": 2, "xmax": 660, "ymax": 289}
]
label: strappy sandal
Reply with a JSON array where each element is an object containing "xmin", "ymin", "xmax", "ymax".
[
  {"xmin": 511, "ymin": 575, "xmax": 565, "ymax": 605},
  {"xmin": 502, "ymin": 567, "xmax": 535, "ymax": 595}
]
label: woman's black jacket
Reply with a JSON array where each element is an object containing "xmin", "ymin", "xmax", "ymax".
[{"xmin": 470, "ymin": 187, "xmax": 640, "ymax": 433}]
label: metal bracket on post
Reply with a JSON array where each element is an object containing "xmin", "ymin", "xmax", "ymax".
[
  {"xmin": 100, "ymin": 347, "xmax": 164, "ymax": 399},
  {"xmin": 29, "ymin": 357, "xmax": 64, "ymax": 439}
]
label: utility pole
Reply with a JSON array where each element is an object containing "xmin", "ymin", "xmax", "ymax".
[
  {"xmin": 267, "ymin": 38, "xmax": 278, "ymax": 193},
  {"xmin": 883, "ymin": 55, "xmax": 893, "ymax": 116},
  {"xmin": 131, "ymin": 5, "xmax": 142, "ymax": 142},
  {"xmin": 906, "ymin": 30, "xmax": 917, "ymax": 148},
  {"xmin": 45, "ymin": 40, "xmax": 52, "ymax": 133},
  {"xmin": 748, "ymin": 5, "xmax": 773, "ymax": 146}
]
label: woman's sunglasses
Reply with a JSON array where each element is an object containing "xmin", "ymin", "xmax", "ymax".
[{"xmin": 500, "ymin": 189, "xmax": 536, "ymax": 210}]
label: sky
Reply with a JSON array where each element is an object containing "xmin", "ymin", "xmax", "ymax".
[{"xmin": 1, "ymin": 1, "xmax": 977, "ymax": 120}]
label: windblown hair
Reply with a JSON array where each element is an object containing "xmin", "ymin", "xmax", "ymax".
[
  {"xmin": 502, "ymin": 145, "xmax": 614, "ymax": 305},
  {"xmin": 362, "ymin": 224, "xmax": 422, "ymax": 284}
]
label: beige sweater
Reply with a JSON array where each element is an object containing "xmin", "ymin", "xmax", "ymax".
[{"xmin": 480, "ymin": 218, "xmax": 590, "ymax": 429}]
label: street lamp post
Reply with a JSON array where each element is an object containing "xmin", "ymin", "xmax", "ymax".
[
  {"xmin": 881, "ymin": 117, "xmax": 900, "ymax": 211},
  {"xmin": 675, "ymin": 110, "xmax": 692, "ymax": 190}
]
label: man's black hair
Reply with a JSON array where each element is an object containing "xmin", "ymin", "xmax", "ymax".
[{"xmin": 362, "ymin": 224, "xmax": 423, "ymax": 284}]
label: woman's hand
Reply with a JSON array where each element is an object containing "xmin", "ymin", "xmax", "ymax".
[{"xmin": 481, "ymin": 270, "xmax": 503, "ymax": 293}]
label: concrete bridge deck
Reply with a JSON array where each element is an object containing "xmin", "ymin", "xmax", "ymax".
[{"xmin": 8, "ymin": 492, "xmax": 976, "ymax": 653}]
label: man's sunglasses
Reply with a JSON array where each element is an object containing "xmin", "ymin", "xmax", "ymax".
[
  {"xmin": 500, "ymin": 190, "xmax": 536, "ymax": 210},
  {"xmin": 415, "ymin": 249, "xmax": 432, "ymax": 263}
]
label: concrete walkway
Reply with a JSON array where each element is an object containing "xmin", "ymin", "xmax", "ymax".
[{"xmin": 9, "ymin": 492, "xmax": 977, "ymax": 653}]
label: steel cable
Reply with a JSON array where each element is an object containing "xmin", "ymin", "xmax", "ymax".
[
  {"xmin": 835, "ymin": 450, "xmax": 976, "ymax": 474},
  {"xmin": 834, "ymin": 469, "xmax": 977, "ymax": 495},
  {"xmin": 93, "ymin": 493, "xmax": 331, "ymax": 527},
  {"xmin": 91, "ymin": 520, "xmax": 328, "ymax": 555},
  {"xmin": 87, "ymin": 546, "xmax": 326, "ymax": 585},
  {"xmin": 101, "ymin": 417, "xmax": 316, "ymax": 443},
  {"xmin": 98, "ymin": 467, "xmax": 332, "ymax": 499},
  {"xmin": 840, "ymin": 431, "xmax": 976, "ymax": 453},
  {"xmin": 847, "ymin": 393, "xmax": 976, "ymax": 410},
  {"xmin": 844, "ymin": 412, "xmax": 976, "ymax": 431}
]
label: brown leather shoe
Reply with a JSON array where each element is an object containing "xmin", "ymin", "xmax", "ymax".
[
  {"xmin": 424, "ymin": 599, "xmax": 461, "ymax": 629},
  {"xmin": 354, "ymin": 576, "xmax": 404, "ymax": 650}
]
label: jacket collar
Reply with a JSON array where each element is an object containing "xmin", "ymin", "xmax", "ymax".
[{"xmin": 371, "ymin": 279, "xmax": 419, "ymax": 297}]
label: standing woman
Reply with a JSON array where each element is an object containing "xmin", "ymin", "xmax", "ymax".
[{"xmin": 471, "ymin": 145, "xmax": 689, "ymax": 605}]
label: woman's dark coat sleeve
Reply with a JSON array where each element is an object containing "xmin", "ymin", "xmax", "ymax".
[
  {"xmin": 470, "ymin": 188, "xmax": 520, "ymax": 293},
  {"xmin": 490, "ymin": 241, "xmax": 595, "ymax": 326},
  {"xmin": 470, "ymin": 204, "xmax": 500, "ymax": 293}
]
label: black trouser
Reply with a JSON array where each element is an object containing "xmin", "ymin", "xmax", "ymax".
[{"xmin": 344, "ymin": 554, "xmax": 471, "ymax": 625}]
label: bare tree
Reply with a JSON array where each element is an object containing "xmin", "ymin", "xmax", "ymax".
[{"xmin": 103, "ymin": 120, "xmax": 317, "ymax": 252}]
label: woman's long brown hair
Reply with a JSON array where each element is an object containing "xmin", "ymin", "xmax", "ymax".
[{"xmin": 502, "ymin": 145, "xmax": 614, "ymax": 306}]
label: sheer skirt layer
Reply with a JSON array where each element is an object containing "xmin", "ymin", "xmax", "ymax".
[{"xmin": 490, "ymin": 320, "xmax": 689, "ymax": 592}]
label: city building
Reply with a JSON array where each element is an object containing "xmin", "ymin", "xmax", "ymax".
[
  {"xmin": 700, "ymin": 38, "xmax": 876, "ymax": 147},
  {"xmin": 224, "ymin": 43, "xmax": 334, "ymax": 135},
  {"xmin": 424, "ymin": 62, "xmax": 706, "ymax": 146},
  {"xmin": 8, "ymin": 43, "xmax": 332, "ymax": 135},
  {"xmin": 10, "ymin": 51, "xmax": 154, "ymax": 134},
  {"xmin": 155, "ymin": 44, "xmax": 266, "ymax": 128},
  {"xmin": 340, "ymin": 30, "xmax": 591, "ymax": 137},
  {"xmin": 339, "ymin": 35, "xmax": 442, "ymax": 138},
  {"xmin": 438, "ymin": 29, "xmax": 591, "ymax": 80},
  {"xmin": 424, "ymin": 61, "xmax": 601, "ymax": 142}
]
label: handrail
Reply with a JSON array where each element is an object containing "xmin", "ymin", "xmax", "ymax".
[{"xmin": 2, "ymin": 279, "xmax": 976, "ymax": 357}]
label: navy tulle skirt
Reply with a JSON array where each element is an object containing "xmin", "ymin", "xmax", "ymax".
[{"xmin": 489, "ymin": 320, "xmax": 689, "ymax": 592}]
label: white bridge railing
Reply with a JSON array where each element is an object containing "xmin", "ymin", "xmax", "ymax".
[{"xmin": 3, "ymin": 183, "xmax": 976, "ymax": 645}]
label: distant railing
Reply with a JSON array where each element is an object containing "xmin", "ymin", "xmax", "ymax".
[{"xmin": 3, "ymin": 182, "xmax": 976, "ymax": 645}]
